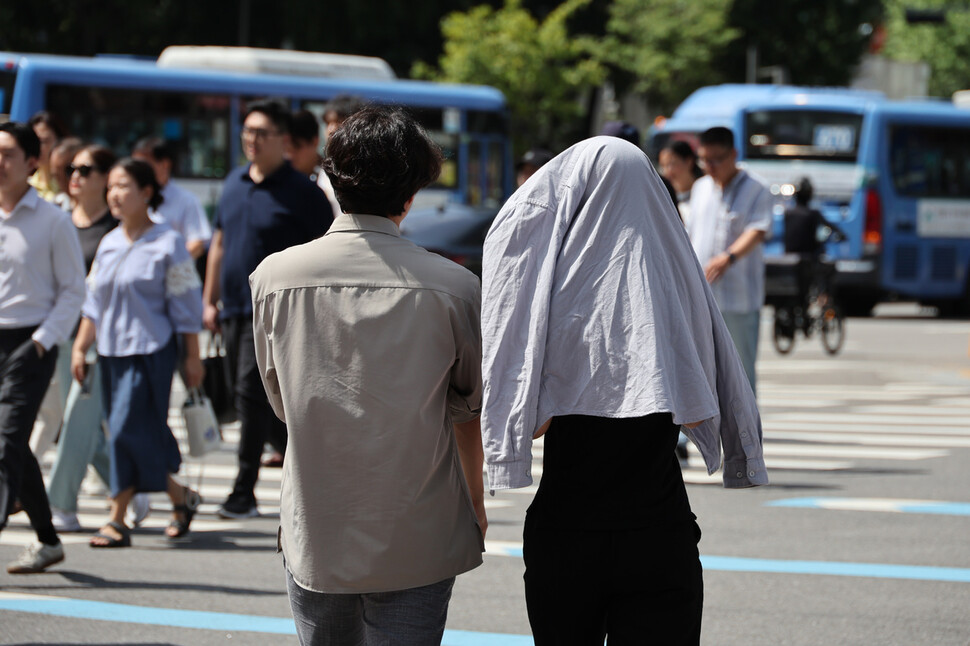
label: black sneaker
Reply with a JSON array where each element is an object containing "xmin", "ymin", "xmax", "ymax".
[{"xmin": 217, "ymin": 497, "xmax": 259, "ymax": 519}]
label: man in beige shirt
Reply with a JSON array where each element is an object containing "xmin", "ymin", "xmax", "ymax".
[{"xmin": 250, "ymin": 106, "xmax": 486, "ymax": 645}]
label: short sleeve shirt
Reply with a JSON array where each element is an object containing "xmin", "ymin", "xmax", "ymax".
[
  {"xmin": 151, "ymin": 181, "xmax": 212, "ymax": 246},
  {"xmin": 214, "ymin": 162, "xmax": 333, "ymax": 319},
  {"xmin": 687, "ymin": 170, "xmax": 773, "ymax": 313}
]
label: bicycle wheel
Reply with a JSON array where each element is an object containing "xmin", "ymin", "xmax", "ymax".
[
  {"xmin": 773, "ymin": 309, "xmax": 796, "ymax": 355},
  {"xmin": 820, "ymin": 305, "xmax": 845, "ymax": 355}
]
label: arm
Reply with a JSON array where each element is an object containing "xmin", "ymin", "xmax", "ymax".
[
  {"xmin": 705, "ymin": 228, "xmax": 767, "ymax": 283},
  {"xmin": 202, "ymin": 229, "xmax": 223, "ymax": 332},
  {"xmin": 71, "ymin": 317, "xmax": 97, "ymax": 383},
  {"xmin": 455, "ymin": 416, "xmax": 487, "ymax": 538},
  {"xmin": 34, "ymin": 217, "xmax": 86, "ymax": 353},
  {"xmin": 186, "ymin": 239, "xmax": 206, "ymax": 260},
  {"xmin": 181, "ymin": 333, "xmax": 204, "ymax": 388}
]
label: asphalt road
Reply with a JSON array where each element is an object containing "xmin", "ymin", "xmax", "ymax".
[{"xmin": 2, "ymin": 304, "xmax": 969, "ymax": 646}]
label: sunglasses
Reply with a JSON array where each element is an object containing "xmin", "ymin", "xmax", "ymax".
[{"xmin": 68, "ymin": 164, "xmax": 97, "ymax": 178}]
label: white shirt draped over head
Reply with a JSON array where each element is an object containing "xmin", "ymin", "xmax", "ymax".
[{"xmin": 481, "ymin": 136, "xmax": 767, "ymax": 490}]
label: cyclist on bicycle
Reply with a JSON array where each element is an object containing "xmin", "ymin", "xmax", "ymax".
[{"xmin": 783, "ymin": 178, "xmax": 845, "ymax": 318}]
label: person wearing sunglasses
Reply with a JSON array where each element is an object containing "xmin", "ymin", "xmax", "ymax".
[
  {"xmin": 43, "ymin": 145, "xmax": 119, "ymax": 534},
  {"xmin": 686, "ymin": 127, "xmax": 772, "ymax": 397}
]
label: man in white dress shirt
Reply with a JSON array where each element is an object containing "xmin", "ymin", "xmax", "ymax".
[
  {"xmin": 0, "ymin": 122, "xmax": 85, "ymax": 573},
  {"xmin": 132, "ymin": 137, "xmax": 212, "ymax": 259}
]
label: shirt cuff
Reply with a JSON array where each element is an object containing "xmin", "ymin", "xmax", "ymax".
[
  {"xmin": 721, "ymin": 456, "xmax": 769, "ymax": 489},
  {"xmin": 485, "ymin": 460, "xmax": 534, "ymax": 491},
  {"xmin": 31, "ymin": 328, "xmax": 57, "ymax": 352}
]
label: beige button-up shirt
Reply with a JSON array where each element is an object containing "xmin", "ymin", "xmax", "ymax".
[{"xmin": 250, "ymin": 214, "xmax": 484, "ymax": 594}]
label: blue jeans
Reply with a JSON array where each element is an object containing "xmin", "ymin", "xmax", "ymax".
[
  {"xmin": 47, "ymin": 359, "xmax": 110, "ymax": 513},
  {"xmin": 720, "ymin": 310, "xmax": 760, "ymax": 397},
  {"xmin": 285, "ymin": 566, "xmax": 454, "ymax": 646}
]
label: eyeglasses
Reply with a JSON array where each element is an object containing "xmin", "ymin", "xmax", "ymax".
[
  {"xmin": 241, "ymin": 127, "xmax": 281, "ymax": 140},
  {"xmin": 697, "ymin": 151, "xmax": 732, "ymax": 170},
  {"xmin": 68, "ymin": 164, "xmax": 96, "ymax": 178}
]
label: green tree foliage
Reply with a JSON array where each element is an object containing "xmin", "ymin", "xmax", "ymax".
[
  {"xmin": 592, "ymin": 0, "xmax": 737, "ymax": 110},
  {"xmin": 413, "ymin": 0, "xmax": 605, "ymax": 151},
  {"xmin": 717, "ymin": 0, "xmax": 884, "ymax": 87},
  {"xmin": 882, "ymin": 0, "xmax": 970, "ymax": 97}
]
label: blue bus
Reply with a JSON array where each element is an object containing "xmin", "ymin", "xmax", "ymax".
[
  {"xmin": 650, "ymin": 84, "xmax": 970, "ymax": 315},
  {"xmin": 0, "ymin": 49, "xmax": 513, "ymax": 212}
]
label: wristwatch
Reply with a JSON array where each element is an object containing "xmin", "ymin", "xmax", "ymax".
[{"xmin": 727, "ymin": 251, "xmax": 737, "ymax": 265}]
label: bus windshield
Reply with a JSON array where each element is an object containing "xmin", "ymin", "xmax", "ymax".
[{"xmin": 745, "ymin": 109, "xmax": 863, "ymax": 163}]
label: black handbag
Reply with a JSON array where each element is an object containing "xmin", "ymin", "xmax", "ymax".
[{"xmin": 202, "ymin": 334, "xmax": 236, "ymax": 424}]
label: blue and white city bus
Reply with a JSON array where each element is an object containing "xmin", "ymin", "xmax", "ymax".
[
  {"xmin": 0, "ymin": 47, "xmax": 513, "ymax": 213},
  {"xmin": 650, "ymin": 84, "xmax": 970, "ymax": 315}
]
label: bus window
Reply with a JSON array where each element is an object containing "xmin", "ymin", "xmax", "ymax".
[
  {"xmin": 46, "ymin": 85, "xmax": 231, "ymax": 179},
  {"xmin": 467, "ymin": 140, "xmax": 482, "ymax": 206},
  {"xmin": 745, "ymin": 110, "xmax": 863, "ymax": 162},
  {"xmin": 485, "ymin": 141, "xmax": 504, "ymax": 208},
  {"xmin": 889, "ymin": 125, "xmax": 970, "ymax": 198},
  {"xmin": 411, "ymin": 108, "xmax": 458, "ymax": 191},
  {"xmin": 0, "ymin": 68, "xmax": 15, "ymax": 116}
]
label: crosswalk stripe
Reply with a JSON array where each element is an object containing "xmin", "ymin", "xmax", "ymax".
[
  {"xmin": 763, "ymin": 444, "xmax": 946, "ymax": 460},
  {"xmin": 765, "ymin": 430, "xmax": 970, "ymax": 448},
  {"xmin": 768, "ymin": 412, "xmax": 970, "ymax": 426},
  {"xmin": 764, "ymin": 420, "xmax": 970, "ymax": 436}
]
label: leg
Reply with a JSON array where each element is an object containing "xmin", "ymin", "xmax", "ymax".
[
  {"xmin": 164, "ymin": 475, "xmax": 200, "ymax": 539},
  {"xmin": 222, "ymin": 317, "xmax": 278, "ymax": 516},
  {"xmin": 605, "ymin": 521, "xmax": 704, "ymax": 646},
  {"xmin": 523, "ymin": 516, "xmax": 608, "ymax": 645},
  {"xmin": 285, "ymin": 565, "xmax": 365, "ymax": 646},
  {"xmin": 361, "ymin": 577, "xmax": 455, "ymax": 646},
  {"xmin": 47, "ymin": 363, "xmax": 106, "ymax": 513},
  {"xmin": 720, "ymin": 310, "xmax": 760, "ymax": 397},
  {"xmin": 0, "ymin": 337, "xmax": 59, "ymax": 546}
]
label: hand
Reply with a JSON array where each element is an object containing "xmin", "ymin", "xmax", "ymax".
[
  {"xmin": 705, "ymin": 253, "xmax": 732, "ymax": 283},
  {"xmin": 533, "ymin": 418, "xmax": 552, "ymax": 439},
  {"xmin": 202, "ymin": 303, "xmax": 221, "ymax": 333},
  {"xmin": 32, "ymin": 340, "xmax": 45, "ymax": 358},
  {"xmin": 71, "ymin": 349, "xmax": 88, "ymax": 383},
  {"xmin": 182, "ymin": 355, "xmax": 205, "ymax": 389}
]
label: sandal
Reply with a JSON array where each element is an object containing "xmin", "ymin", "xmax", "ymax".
[
  {"xmin": 166, "ymin": 488, "xmax": 201, "ymax": 540},
  {"xmin": 90, "ymin": 521, "xmax": 131, "ymax": 548}
]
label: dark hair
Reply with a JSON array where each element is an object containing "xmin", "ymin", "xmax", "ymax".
[
  {"xmin": 52, "ymin": 137, "xmax": 84, "ymax": 161},
  {"xmin": 243, "ymin": 99, "xmax": 292, "ymax": 134},
  {"xmin": 80, "ymin": 145, "xmax": 118, "ymax": 175},
  {"xmin": 132, "ymin": 136, "xmax": 175, "ymax": 163},
  {"xmin": 322, "ymin": 106, "xmax": 442, "ymax": 217},
  {"xmin": 112, "ymin": 157, "xmax": 164, "ymax": 210},
  {"xmin": 600, "ymin": 121, "xmax": 641, "ymax": 147},
  {"xmin": 323, "ymin": 94, "xmax": 366, "ymax": 123},
  {"xmin": 290, "ymin": 110, "xmax": 320, "ymax": 144},
  {"xmin": 28, "ymin": 111, "xmax": 69, "ymax": 140},
  {"xmin": 699, "ymin": 126, "xmax": 735, "ymax": 150},
  {"xmin": 663, "ymin": 140, "xmax": 704, "ymax": 179},
  {"xmin": 794, "ymin": 177, "xmax": 814, "ymax": 206},
  {"xmin": 0, "ymin": 121, "xmax": 41, "ymax": 161}
]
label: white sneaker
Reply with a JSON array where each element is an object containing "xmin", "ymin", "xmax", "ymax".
[
  {"xmin": 51, "ymin": 508, "xmax": 82, "ymax": 533},
  {"xmin": 127, "ymin": 493, "xmax": 151, "ymax": 527},
  {"xmin": 6, "ymin": 541, "xmax": 65, "ymax": 574}
]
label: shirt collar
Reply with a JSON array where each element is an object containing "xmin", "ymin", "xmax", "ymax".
[
  {"xmin": 243, "ymin": 160, "xmax": 292, "ymax": 185},
  {"xmin": 327, "ymin": 213, "xmax": 401, "ymax": 238},
  {"xmin": 0, "ymin": 186, "xmax": 40, "ymax": 221}
]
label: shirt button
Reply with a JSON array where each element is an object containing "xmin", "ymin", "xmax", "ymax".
[
  {"xmin": 740, "ymin": 431, "xmax": 748, "ymax": 438},
  {"xmin": 748, "ymin": 470, "xmax": 756, "ymax": 477},
  {"xmin": 736, "ymin": 471, "xmax": 744, "ymax": 478}
]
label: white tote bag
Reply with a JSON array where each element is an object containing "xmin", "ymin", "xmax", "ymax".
[{"xmin": 182, "ymin": 387, "xmax": 222, "ymax": 458}]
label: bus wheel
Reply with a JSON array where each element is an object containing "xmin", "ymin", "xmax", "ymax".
[
  {"xmin": 820, "ymin": 306, "xmax": 845, "ymax": 355},
  {"xmin": 773, "ymin": 309, "xmax": 796, "ymax": 355}
]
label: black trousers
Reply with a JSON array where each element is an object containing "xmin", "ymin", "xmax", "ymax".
[
  {"xmin": 0, "ymin": 328, "xmax": 58, "ymax": 545},
  {"xmin": 222, "ymin": 315, "xmax": 287, "ymax": 505},
  {"xmin": 523, "ymin": 518, "xmax": 703, "ymax": 646}
]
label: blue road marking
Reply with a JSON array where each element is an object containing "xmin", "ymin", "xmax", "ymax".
[
  {"xmin": 766, "ymin": 497, "xmax": 970, "ymax": 516},
  {"xmin": 0, "ymin": 595, "xmax": 534, "ymax": 644},
  {"xmin": 486, "ymin": 547, "xmax": 970, "ymax": 584}
]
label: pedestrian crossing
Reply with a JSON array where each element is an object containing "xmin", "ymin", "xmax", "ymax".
[{"xmin": 2, "ymin": 369, "xmax": 968, "ymax": 548}]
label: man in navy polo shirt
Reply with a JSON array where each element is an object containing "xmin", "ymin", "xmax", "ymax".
[{"xmin": 203, "ymin": 100, "xmax": 333, "ymax": 519}]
